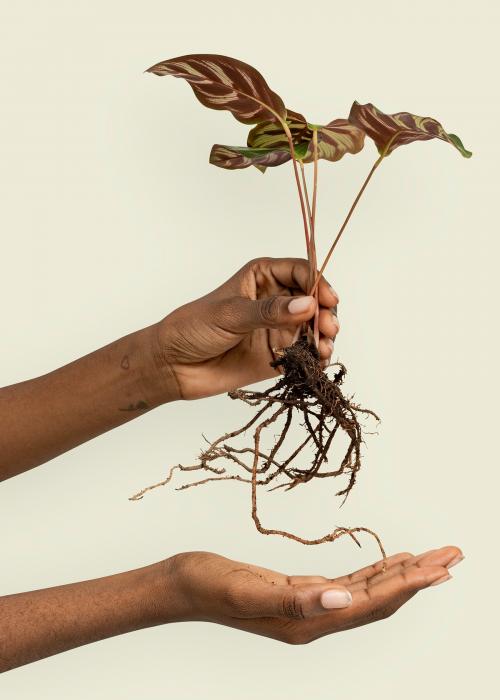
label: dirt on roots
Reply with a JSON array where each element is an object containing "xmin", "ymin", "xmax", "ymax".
[{"xmin": 130, "ymin": 336, "xmax": 386, "ymax": 559}]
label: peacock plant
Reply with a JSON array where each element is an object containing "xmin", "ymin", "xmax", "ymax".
[{"xmin": 133, "ymin": 54, "xmax": 471, "ymax": 561}]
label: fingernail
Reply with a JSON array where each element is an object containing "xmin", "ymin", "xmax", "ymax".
[
  {"xmin": 320, "ymin": 589, "xmax": 352, "ymax": 609},
  {"xmin": 448, "ymin": 554, "xmax": 464, "ymax": 569},
  {"xmin": 327, "ymin": 338, "xmax": 335, "ymax": 351},
  {"xmin": 331, "ymin": 317, "xmax": 340, "ymax": 334},
  {"xmin": 430, "ymin": 573, "xmax": 452, "ymax": 587},
  {"xmin": 288, "ymin": 296, "xmax": 314, "ymax": 315}
]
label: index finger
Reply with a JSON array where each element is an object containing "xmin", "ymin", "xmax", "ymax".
[{"xmin": 258, "ymin": 257, "xmax": 339, "ymax": 309}]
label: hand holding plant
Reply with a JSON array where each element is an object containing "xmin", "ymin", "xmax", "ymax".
[
  {"xmin": 133, "ymin": 54, "xmax": 471, "ymax": 560},
  {"xmin": 153, "ymin": 257, "xmax": 338, "ymax": 401}
]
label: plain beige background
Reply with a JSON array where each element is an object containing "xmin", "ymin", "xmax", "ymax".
[{"xmin": 0, "ymin": 0, "xmax": 498, "ymax": 696}]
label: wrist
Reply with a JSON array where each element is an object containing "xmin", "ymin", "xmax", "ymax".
[
  {"xmin": 155, "ymin": 553, "xmax": 208, "ymax": 623},
  {"xmin": 150, "ymin": 556, "xmax": 197, "ymax": 624},
  {"xmin": 137, "ymin": 323, "xmax": 181, "ymax": 405}
]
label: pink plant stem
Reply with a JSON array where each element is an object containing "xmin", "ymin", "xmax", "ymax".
[
  {"xmin": 281, "ymin": 121, "xmax": 316, "ymax": 345},
  {"xmin": 299, "ymin": 162, "xmax": 319, "ymax": 347},
  {"xmin": 299, "ymin": 162, "xmax": 314, "ymax": 286},
  {"xmin": 311, "ymin": 130, "xmax": 320, "ymax": 347},
  {"xmin": 282, "ymin": 122, "xmax": 311, "ymax": 256},
  {"xmin": 311, "ymin": 155, "xmax": 384, "ymax": 297}
]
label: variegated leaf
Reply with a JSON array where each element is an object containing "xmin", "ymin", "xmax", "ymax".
[
  {"xmin": 210, "ymin": 143, "xmax": 291, "ymax": 172},
  {"xmin": 247, "ymin": 109, "xmax": 311, "ymax": 150},
  {"xmin": 349, "ymin": 101, "xmax": 472, "ymax": 158},
  {"xmin": 302, "ymin": 120, "xmax": 365, "ymax": 163},
  {"xmin": 248, "ymin": 112, "xmax": 365, "ymax": 164},
  {"xmin": 147, "ymin": 54, "xmax": 286, "ymax": 125},
  {"xmin": 209, "ymin": 144, "xmax": 291, "ymax": 171}
]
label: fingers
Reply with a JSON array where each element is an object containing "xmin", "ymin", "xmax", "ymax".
[
  {"xmin": 332, "ymin": 552, "xmax": 414, "ymax": 587},
  {"xmin": 363, "ymin": 546, "xmax": 464, "ymax": 589},
  {"xmin": 411, "ymin": 546, "xmax": 463, "ymax": 569},
  {"xmin": 231, "ymin": 580, "xmax": 353, "ymax": 620},
  {"xmin": 251, "ymin": 258, "xmax": 339, "ymax": 309},
  {"xmin": 354, "ymin": 563, "xmax": 450, "ymax": 604},
  {"xmin": 212, "ymin": 295, "xmax": 317, "ymax": 334},
  {"xmin": 297, "ymin": 563, "xmax": 450, "ymax": 642},
  {"xmin": 217, "ymin": 258, "xmax": 341, "ymax": 337},
  {"xmin": 318, "ymin": 336, "xmax": 334, "ymax": 362},
  {"xmin": 318, "ymin": 307, "xmax": 340, "ymax": 340}
]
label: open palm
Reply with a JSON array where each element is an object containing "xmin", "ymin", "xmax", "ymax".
[{"xmin": 169, "ymin": 546, "xmax": 462, "ymax": 643}]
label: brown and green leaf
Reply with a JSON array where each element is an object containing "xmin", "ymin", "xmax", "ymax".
[
  {"xmin": 302, "ymin": 119, "xmax": 365, "ymax": 163},
  {"xmin": 348, "ymin": 101, "xmax": 472, "ymax": 158},
  {"xmin": 247, "ymin": 109, "xmax": 311, "ymax": 150},
  {"xmin": 246, "ymin": 110, "xmax": 365, "ymax": 170},
  {"xmin": 146, "ymin": 54, "xmax": 286, "ymax": 125},
  {"xmin": 209, "ymin": 144, "xmax": 292, "ymax": 171}
]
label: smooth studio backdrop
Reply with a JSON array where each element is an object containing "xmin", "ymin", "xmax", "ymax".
[{"xmin": 0, "ymin": 1, "xmax": 498, "ymax": 697}]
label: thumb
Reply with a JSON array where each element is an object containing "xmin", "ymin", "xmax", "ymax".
[
  {"xmin": 243, "ymin": 581, "xmax": 353, "ymax": 620},
  {"xmin": 214, "ymin": 295, "xmax": 316, "ymax": 334}
]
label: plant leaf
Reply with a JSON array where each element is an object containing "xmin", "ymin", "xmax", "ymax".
[
  {"xmin": 209, "ymin": 144, "xmax": 291, "ymax": 171},
  {"xmin": 302, "ymin": 120, "xmax": 365, "ymax": 163},
  {"xmin": 348, "ymin": 101, "xmax": 472, "ymax": 158},
  {"xmin": 247, "ymin": 109, "xmax": 311, "ymax": 150},
  {"xmin": 248, "ymin": 112, "xmax": 365, "ymax": 164},
  {"xmin": 146, "ymin": 54, "xmax": 286, "ymax": 125}
]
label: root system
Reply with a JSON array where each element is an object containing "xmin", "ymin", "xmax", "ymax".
[{"xmin": 130, "ymin": 336, "xmax": 385, "ymax": 559}]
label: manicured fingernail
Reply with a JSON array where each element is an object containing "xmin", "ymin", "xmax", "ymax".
[
  {"xmin": 448, "ymin": 554, "xmax": 464, "ymax": 569},
  {"xmin": 288, "ymin": 296, "xmax": 314, "ymax": 315},
  {"xmin": 331, "ymin": 317, "xmax": 340, "ymax": 333},
  {"xmin": 430, "ymin": 573, "xmax": 452, "ymax": 587},
  {"xmin": 320, "ymin": 589, "xmax": 352, "ymax": 609},
  {"xmin": 327, "ymin": 338, "xmax": 335, "ymax": 351}
]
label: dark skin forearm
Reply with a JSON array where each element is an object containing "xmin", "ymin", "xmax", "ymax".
[
  {"xmin": 0, "ymin": 259, "xmax": 339, "ymax": 481},
  {"xmin": 0, "ymin": 325, "xmax": 173, "ymax": 480},
  {"xmin": 0, "ymin": 259, "xmax": 462, "ymax": 673},
  {"xmin": 0, "ymin": 547, "xmax": 461, "ymax": 672},
  {"xmin": 0, "ymin": 561, "xmax": 172, "ymax": 672}
]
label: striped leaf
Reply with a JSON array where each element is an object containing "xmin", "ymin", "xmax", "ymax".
[
  {"xmin": 146, "ymin": 54, "xmax": 286, "ymax": 125},
  {"xmin": 209, "ymin": 144, "xmax": 291, "ymax": 171},
  {"xmin": 303, "ymin": 120, "xmax": 365, "ymax": 163},
  {"xmin": 349, "ymin": 101, "xmax": 472, "ymax": 158},
  {"xmin": 248, "ymin": 112, "xmax": 365, "ymax": 165},
  {"xmin": 247, "ymin": 109, "xmax": 311, "ymax": 150}
]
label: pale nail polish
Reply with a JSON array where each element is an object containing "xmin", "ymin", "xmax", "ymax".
[
  {"xmin": 448, "ymin": 554, "xmax": 464, "ymax": 569},
  {"xmin": 288, "ymin": 296, "xmax": 314, "ymax": 315},
  {"xmin": 320, "ymin": 589, "xmax": 352, "ymax": 609},
  {"xmin": 430, "ymin": 573, "xmax": 452, "ymax": 587}
]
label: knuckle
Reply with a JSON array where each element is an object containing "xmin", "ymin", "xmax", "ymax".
[
  {"xmin": 259, "ymin": 296, "xmax": 282, "ymax": 324},
  {"xmin": 245, "ymin": 256, "xmax": 273, "ymax": 271},
  {"xmin": 281, "ymin": 593, "xmax": 305, "ymax": 621}
]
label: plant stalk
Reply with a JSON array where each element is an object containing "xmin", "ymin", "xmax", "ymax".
[
  {"xmin": 299, "ymin": 162, "xmax": 314, "ymax": 285},
  {"xmin": 311, "ymin": 130, "xmax": 320, "ymax": 347},
  {"xmin": 281, "ymin": 122, "xmax": 311, "ymax": 255},
  {"xmin": 311, "ymin": 154, "xmax": 384, "ymax": 296}
]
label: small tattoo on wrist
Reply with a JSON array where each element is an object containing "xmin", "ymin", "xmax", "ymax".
[{"xmin": 121, "ymin": 355, "xmax": 130, "ymax": 370}]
